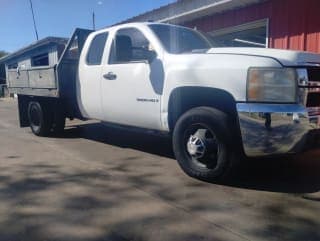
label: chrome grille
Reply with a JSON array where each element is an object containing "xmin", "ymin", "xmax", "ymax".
[
  {"xmin": 300, "ymin": 67, "xmax": 320, "ymax": 118},
  {"xmin": 308, "ymin": 68, "xmax": 320, "ymax": 83}
]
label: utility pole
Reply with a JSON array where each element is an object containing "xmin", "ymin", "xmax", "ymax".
[
  {"xmin": 92, "ymin": 11, "xmax": 96, "ymax": 30},
  {"xmin": 29, "ymin": 0, "xmax": 39, "ymax": 40}
]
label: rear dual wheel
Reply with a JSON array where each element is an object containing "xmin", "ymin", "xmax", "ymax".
[
  {"xmin": 28, "ymin": 101, "xmax": 52, "ymax": 136},
  {"xmin": 27, "ymin": 101, "xmax": 65, "ymax": 136},
  {"xmin": 173, "ymin": 107, "xmax": 238, "ymax": 182}
]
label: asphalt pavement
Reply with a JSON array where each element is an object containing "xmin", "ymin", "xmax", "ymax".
[{"xmin": 0, "ymin": 98, "xmax": 320, "ymax": 241}]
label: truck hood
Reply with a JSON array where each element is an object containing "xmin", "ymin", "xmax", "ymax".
[{"xmin": 207, "ymin": 47, "xmax": 320, "ymax": 66}]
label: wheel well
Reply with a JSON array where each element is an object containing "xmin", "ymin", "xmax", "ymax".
[
  {"xmin": 168, "ymin": 87, "xmax": 244, "ymax": 154},
  {"xmin": 168, "ymin": 87, "xmax": 239, "ymax": 131}
]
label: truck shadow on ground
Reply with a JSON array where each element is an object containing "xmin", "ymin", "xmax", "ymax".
[
  {"xmin": 57, "ymin": 122, "xmax": 320, "ymax": 195},
  {"xmin": 1, "ymin": 125, "xmax": 320, "ymax": 241},
  {"xmin": 60, "ymin": 122, "xmax": 175, "ymax": 158},
  {"xmin": 1, "ymin": 161, "xmax": 319, "ymax": 241}
]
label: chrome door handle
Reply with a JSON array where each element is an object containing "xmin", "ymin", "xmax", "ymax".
[{"xmin": 103, "ymin": 72, "xmax": 117, "ymax": 80}]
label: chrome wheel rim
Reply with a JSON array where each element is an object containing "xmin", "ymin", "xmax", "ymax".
[
  {"xmin": 187, "ymin": 131, "xmax": 206, "ymax": 159},
  {"xmin": 184, "ymin": 124, "xmax": 219, "ymax": 169}
]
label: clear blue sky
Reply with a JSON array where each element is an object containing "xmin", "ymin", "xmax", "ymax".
[{"xmin": 0, "ymin": 0, "xmax": 176, "ymax": 52}]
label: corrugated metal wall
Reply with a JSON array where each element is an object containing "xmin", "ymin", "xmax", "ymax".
[
  {"xmin": 270, "ymin": 0, "xmax": 320, "ymax": 53},
  {"xmin": 183, "ymin": 0, "xmax": 320, "ymax": 53}
]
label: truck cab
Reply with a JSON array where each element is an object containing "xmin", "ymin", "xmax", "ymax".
[{"xmin": 78, "ymin": 24, "xmax": 165, "ymax": 130}]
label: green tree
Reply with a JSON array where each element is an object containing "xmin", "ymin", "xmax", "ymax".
[
  {"xmin": 0, "ymin": 50, "xmax": 8, "ymax": 85},
  {"xmin": 0, "ymin": 50, "xmax": 9, "ymax": 58}
]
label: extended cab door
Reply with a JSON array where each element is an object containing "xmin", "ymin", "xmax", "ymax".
[
  {"xmin": 78, "ymin": 31, "xmax": 109, "ymax": 120},
  {"xmin": 101, "ymin": 27, "xmax": 163, "ymax": 130}
]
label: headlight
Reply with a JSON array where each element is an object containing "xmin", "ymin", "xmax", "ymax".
[
  {"xmin": 296, "ymin": 68, "xmax": 308, "ymax": 86},
  {"xmin": 247, "ymin": 67, "xmax": 297, "ymax": 103}
]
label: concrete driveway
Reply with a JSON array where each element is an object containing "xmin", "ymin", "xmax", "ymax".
[{"xmin": 0, "ymin": 98, "xmax": 320, "ymax": 241}]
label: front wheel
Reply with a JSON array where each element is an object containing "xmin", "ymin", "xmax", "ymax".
[{"xmin": 172, "ymin": 107, "xmax": 238, "ymax": 182}]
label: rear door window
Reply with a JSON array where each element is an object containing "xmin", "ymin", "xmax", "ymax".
[{"xmin": 86, "ymin": 32, "xmax": 108, "ymax": 65}]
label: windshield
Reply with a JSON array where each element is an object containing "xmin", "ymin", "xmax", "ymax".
[{"xmin": 149, "ymin": 24, "xmax": 211, "ymax": 54}]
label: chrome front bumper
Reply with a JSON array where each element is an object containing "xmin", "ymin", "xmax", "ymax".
[{"xmin": 237, "ymin": 103, "xmax": 320, "ymax": 157}]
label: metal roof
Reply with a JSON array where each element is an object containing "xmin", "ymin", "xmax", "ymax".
[
  {"xmin": 121, "ymin": 0, "xmax": 265, "ymax": 24},
  {"xmin": 0, "ymin": 37, "xmax": 68, "ymax": 63}
]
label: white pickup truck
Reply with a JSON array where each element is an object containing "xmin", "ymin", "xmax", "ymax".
[{"xmin": 6, "ymin": 22, "xmax": 320, "ymax": 181}]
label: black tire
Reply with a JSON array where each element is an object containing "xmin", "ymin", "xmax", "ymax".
[
  {"xmin": 27, "ymin": 101, "xmax": 52, "ymax": 136},
  {"xmin": 172, "ymin": 107, "xmax": 238, "ymax": 182}
]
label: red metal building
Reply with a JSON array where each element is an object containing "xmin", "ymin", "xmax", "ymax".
[{"xmin": 125, "ymin": 0, "xmax": 320, "ymax": 53}]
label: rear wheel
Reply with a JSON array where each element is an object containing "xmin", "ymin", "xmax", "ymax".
[
  {"xmin": 172, "ymin": 107, "xmax": 238, "ymax": 182},
  {"xmin": 27, "ymin": 101, "xmax": 52, "ymax": 136}
]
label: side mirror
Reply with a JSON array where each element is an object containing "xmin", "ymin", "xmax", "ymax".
[{"xmin": 146, "ymin": 50, "xmax": 157, "ymax": 63}]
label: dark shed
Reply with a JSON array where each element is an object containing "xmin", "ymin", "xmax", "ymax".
[{"xmin": 0, "ymin": 37, "xmax": 68, "ymax": 86}]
